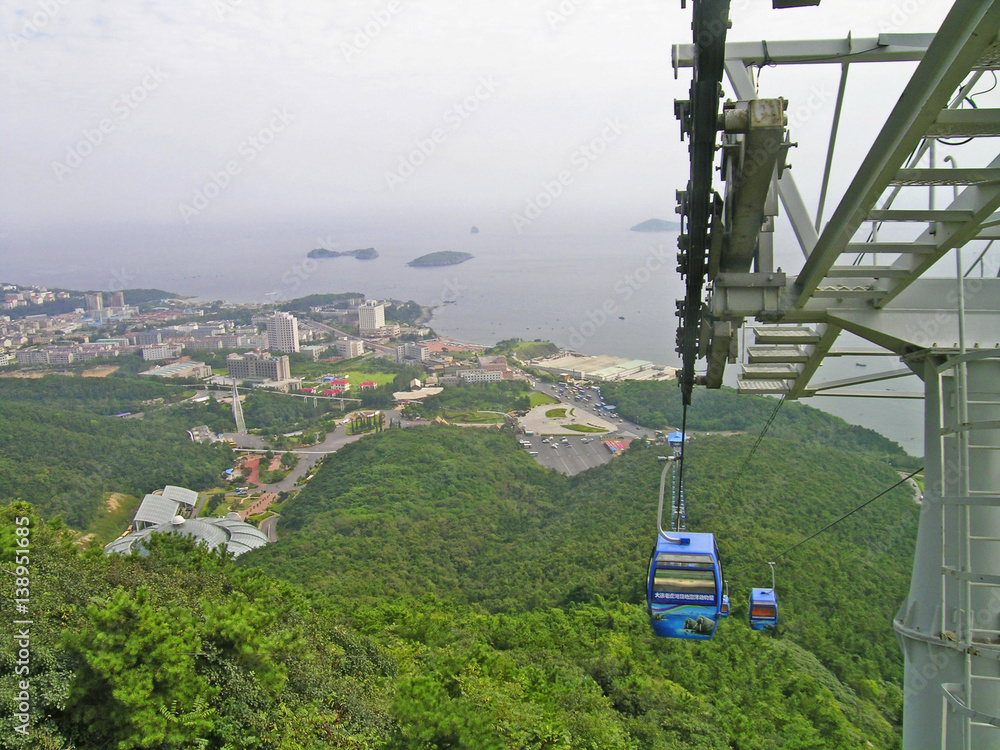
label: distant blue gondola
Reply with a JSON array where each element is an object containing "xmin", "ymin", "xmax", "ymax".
[
  {"xmin": 748, "ymin": 587, "xmax": 778, "ymax": 631},
  {"xmin": 646, "ymin": 531, "xmax": 723, "ymax": 640}
]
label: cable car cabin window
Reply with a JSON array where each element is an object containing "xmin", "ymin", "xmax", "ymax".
[
  {"xmin": 651, "ymin": 552, "xmax": 718, "ymax": 602},
  {"xmin": 655, "ymin": 552, "xmax": 714, "ymax": 569},
  {"xmin": 750, "ymin": 603, "xmax": 777, "ymax": 619},
  {"xmin": 652, "ymin": 568, "xmax": 716, "ymax": 596}
]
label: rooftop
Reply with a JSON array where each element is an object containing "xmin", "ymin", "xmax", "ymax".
[{"xmin": 106, "ymin": 512, "xmax": 269, "ymax": 558}]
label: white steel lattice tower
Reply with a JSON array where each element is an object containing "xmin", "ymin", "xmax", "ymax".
[{"xmin": 670, "ymin": 1, "xmax": 1000, "ymax": 745}]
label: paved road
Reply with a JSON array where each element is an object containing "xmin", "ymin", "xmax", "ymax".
[
  {"xmin": 259, "ymin": 514, "xmax": 279, "ymax": 542},
  {"xmin": 249, "ymin": 424, "xmax": 369, "ymax": 494}
]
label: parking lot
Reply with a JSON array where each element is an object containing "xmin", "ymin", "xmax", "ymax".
[{"xmin": 518, "ymin": 434, "xmax": 618, "ymax": 475}]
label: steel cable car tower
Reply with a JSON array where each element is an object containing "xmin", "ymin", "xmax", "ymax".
[{"xmin": 673, "ymin": 1, "xmax": 1000, "ymax": 746}]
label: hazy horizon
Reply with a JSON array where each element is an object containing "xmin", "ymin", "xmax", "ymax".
[{"xmin": 2, "ymin": 0, "xmax": 955, "ymax": 260}]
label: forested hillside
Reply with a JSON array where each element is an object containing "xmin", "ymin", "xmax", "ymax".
[
  {"xmin": 1, "ymin": 384, "xmax": 920, "ymax": 747},
  {"xmin": 0, "ymin": 375, "xmax": 181, "ymax": 415},
  {"xmin": 246, "ymin": 425, "xmax": 917, "ymax": 747},
  {"xmin": 0, "ymin": 378, "xmax": 232, "ymax": 527},
  {"xmin": 600, "ymin": 380, "xmax": 919, "ymax": 466}
]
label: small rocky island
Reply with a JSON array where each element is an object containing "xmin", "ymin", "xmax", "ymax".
[
  {"xmin": 407, "ymin": 251, "xmax": 474, "ymax": 267},
  {"xmin": 630, "ymin": 218, "xmax": 681, "ymax": 232},
  {"xmin": 307, "ymin": 247, "xmax": 379, "ymax": 260}
]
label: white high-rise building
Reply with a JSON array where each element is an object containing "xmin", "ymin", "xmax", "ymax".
[
  {"xmin": 358, "ymin": 300, "xmax": 385, "ymax": 334},
  {"xmin": 266, "ymin": 312, "xmax": 300, "ymax": 353}
]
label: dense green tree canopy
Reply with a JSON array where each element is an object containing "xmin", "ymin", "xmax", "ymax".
[{"xmin": 0, "ymin": 377, "xmax": 920, "ymax": 748}]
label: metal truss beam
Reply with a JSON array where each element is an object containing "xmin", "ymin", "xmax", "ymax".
[
  {"xmin": 804, "ymin": 366, "xmax": 915, "ymax": 393},
  {"xmin": 795, "ymin": 278, "xmax": 1000, "ymax": 355},
  {"xmin": 794, "ymin": 1, "xmax": 1000, "ymax": 304},
  {"xmin": 874, "ymin": 152, "xmax": 1000, "ymax": 307},
  {"xmin": 673, "ymin": 34, "xmax": 934, "ymax": 72}
]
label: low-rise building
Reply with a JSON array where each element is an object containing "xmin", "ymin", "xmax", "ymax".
[
  {"xmin": 336, "ymin": 337, "xmax": 365, "ymax": 358},
  {"xmin": 226, "ymin": 351, "xmax": 291, "ymax": 382},
  {"xmin": 142, "ymin": 344, "xmax": 183, "ymax": 361},
  {"xmin": 460, "ymin": 369, "xmax": 504, "ymax": 384},
  {"xmin": 395, "ymin": 342, "xmax": 429, "ymax": 363},
  {"xmin": 477, "ymin": 355, "xmax": 509, "ymax": 372},
  {"xmin": 301, "ymin": 344, "xmax": 329, "ymax": 361},
  {"xmin": 140, "ymin": 361, "xmax": 213, "ymax": 379},
  {"xmin": 17, "ymin": 349, "xmax": 58, "ymax": 366},
  {"xmin": 132, "ymin": 331, "xmax": 163, "ymax": 346}
]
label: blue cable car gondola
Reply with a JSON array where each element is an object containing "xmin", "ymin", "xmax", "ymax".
[
  {"xmin": 748, "ymin": 588, "xmax": 778, "ymax": 631},
  {"xmin": 748, "ymin": 562, "xmax": 778, "ymax": 632},
  {"xmin": 646, "ymin": 531, "xmax": 723, "ymax": 639},
  {"xmin": 645, "ymin": 454, "xmax": 725, "ymax": 640},
  {"xmin": 720, "ymin": 581, "xmax": 731, "ymax": 618}
]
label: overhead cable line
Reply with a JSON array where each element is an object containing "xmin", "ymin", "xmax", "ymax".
[
  {"xmin": 772, "ymin": 467, "xmax": 923, "ymax": 562},
  {"xmin": 723, "ymin": 395, "xmax": 786, "ymax": 502},
  {"xmin": 676, "ymin": 401, "xmax": 690, "ymax": 530}
]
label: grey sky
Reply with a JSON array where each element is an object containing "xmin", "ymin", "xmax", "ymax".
[{"xmin": 1, "ymin": 0, "xmax": 956, "ymax": 240}]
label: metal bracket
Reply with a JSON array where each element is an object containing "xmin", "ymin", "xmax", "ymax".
[{"xmin": 942, "ymin": 683, "xmax": 1000, "ymax": 728}]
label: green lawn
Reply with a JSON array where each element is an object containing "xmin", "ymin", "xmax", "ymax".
[
  {"xmin": 84, "ymin": 493, "xmax": 142, "ymax": 545},
  {"xmin": 342, "ymin": 371, "xmax": 397, "ymax": 386},
  {"xmin": 564, "ymin": 423, "xmax": 608, "ymax": 433},
  {"xmin": 441, "ymin": 410, "xmax": 505, "ymax": 424},
  {"xmin": 530, "ymin": 392, "xmax": 560, "ymax": 407},
  {"xmin": 299, "ymin": 370, "xmax": 397, "ymax": 390},
  {"xmin": 545, "ymin": 407, "xmax": 568, "ymax": 418}
]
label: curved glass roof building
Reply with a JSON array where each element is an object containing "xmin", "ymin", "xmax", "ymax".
[{"xmin": 105, "ymin": 512, "xmax": 268, "ymax": 558}]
